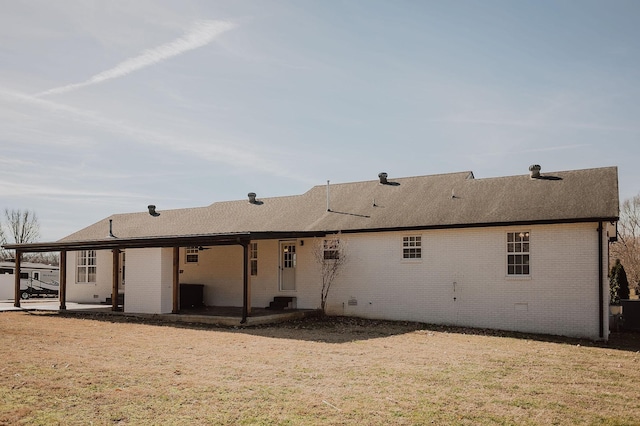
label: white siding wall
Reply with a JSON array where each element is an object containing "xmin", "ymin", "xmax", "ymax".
[{"xmin": 65, "ymin": 250, "xmax": 113, "ymax": 303}]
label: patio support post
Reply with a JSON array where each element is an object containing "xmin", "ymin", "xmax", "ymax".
[
  {"xmin": 59, "ymin": 251, "xmax": 67, "ymax": 310},
  {"xmin": 172, "ymin": 247, "xmax": 179, "ymax": 314},
  {"xmin": 112, "ymin": 248, "xmax": 119, "ymax": 311},
  {"xmin": 241, "ymin": 240, "xmax": 249, "ymax": 324},
  {"xmin": 13, "ymin": 250, "xmax": 21, "ymax": 307}
]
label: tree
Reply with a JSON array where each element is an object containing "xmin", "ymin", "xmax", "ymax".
[
  {"xmin": 0, "ymin": 208, "xmax": 41, "ymax": 260},
  {"xmin": 312, "ymin": 233, "xmax": 349, "ymax": 315},
  {"xmin": 610, "ymin": 194, "xmax": 640, "ymax": 294},
  {"xmin": 609, "ymin": 259, "xmax": 630, "ymax": 305}
]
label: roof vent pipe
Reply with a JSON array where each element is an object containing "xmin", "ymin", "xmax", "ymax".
[
  {"xmin": 326, "ymin": 180, "xmax": 331, "ymax": 212},
  {"xmin": 108, "ymin": 219, "xmax": 115, "ymax": 238},
  {"xmin": 378, "ymin": 172, "xmax": 388, "ymax": 184},
  {"xmin": 529, "ymin": 164, "xmax": 541, "ymax": 179},
  {"xmin": 148, "ymin": 205, "xmax": 159, "ymax": 216},
  {"xmin": 248, "ymin": 192, "xmax": 257, "ymax": 204}
]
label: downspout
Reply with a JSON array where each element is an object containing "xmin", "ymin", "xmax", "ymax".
[{"xmin": 598, "ymin": 221, "xmax": 604, "ymax": 339}]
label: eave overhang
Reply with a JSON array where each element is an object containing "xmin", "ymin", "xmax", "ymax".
[
  {"xmin": 2, "ymin": 216, "xmax": 618, "ymax": 254},
  {"xmin": 1, "ymin": 231, "xmax": 331, "ymax": 253}
]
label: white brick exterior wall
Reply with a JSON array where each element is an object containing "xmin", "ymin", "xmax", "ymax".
[
  {"xmin": 61, "ymin": 222, "xmax": 610, "ymax": 339},
  {"xmin": 124, "ymin": 248, "xmax": 173, "ymax": 314},
  {"xmin": 66, "ymin": 250, "xmax": 113, "ymax": 303},
  {"xmin": 322, "ymin": 223, "xmax": 608, "ymax": 340}
]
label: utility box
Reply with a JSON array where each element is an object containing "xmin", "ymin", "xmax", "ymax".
[
  {"xmin": 180, "ymin": 284, "xmax": 204, "ymax": 309},
  {"xmin": 621, "ymin": 300, "xmax": 640, "ymax": 331}
]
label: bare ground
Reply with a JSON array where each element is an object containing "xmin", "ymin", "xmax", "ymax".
[{"xmin": 1, "ymin": 311, "xmax": 640, "ymax": 425}]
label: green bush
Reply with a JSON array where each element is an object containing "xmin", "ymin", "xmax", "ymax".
[{"xmin": 610, "ymin": 259, "xmax": 630, "ymax": 305}]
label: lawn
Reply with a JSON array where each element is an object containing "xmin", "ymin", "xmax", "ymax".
[{"xmin": 1, "ymin": 311, "xmax": 640, "ymax": 425}]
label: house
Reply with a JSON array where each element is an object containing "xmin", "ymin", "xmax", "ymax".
[{"xmin": 3, "ymin": 165, "xmax": 619, "ymax": 340}]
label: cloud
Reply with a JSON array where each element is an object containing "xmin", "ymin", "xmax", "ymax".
[
  {"xmin": 36, "ymin": 20, "xmax": 236, "ymax": 96},
  {"xmin": 0, "ymin": 180, "xmax": 142, "ymax": 200},
  {"xmin": 1, "ymin": 87, "xmax": 312, "ymax": 183}
]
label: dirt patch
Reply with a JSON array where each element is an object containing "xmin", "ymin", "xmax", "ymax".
[{"xmin": 2, "ymin": 311, "xmax": 640, "ymax": 425}]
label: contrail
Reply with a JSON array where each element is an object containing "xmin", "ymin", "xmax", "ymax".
[{"xmin": 37, "ymin": 20, "xmax": 236, "ymax": 96}]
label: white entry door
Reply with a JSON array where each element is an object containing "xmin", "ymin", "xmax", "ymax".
[{"xmin": 279, "ymin": 241, "xmax": 296, "ymax": 291}]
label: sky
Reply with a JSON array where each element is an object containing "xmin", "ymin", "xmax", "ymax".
[{"xmin": 1, "ymin": 0, "xmax": 639, "ymax": 242}]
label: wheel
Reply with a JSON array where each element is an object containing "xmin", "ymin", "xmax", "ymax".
[{"xmin": 21, "ymin": 291, "xmax": 30, "ymax": 300}]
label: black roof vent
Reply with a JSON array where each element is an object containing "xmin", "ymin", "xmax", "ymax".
[
  {"xmin": 378, "ymin": 172, "xmax": 388, "ymax": 184},
  {"xmin": 529, "ymin": 164, "xmax": 541, "ymax": 179},
  {"xmin": 248, "ymin": 192, "xmax": 263, "ymax": 205},
  {"xmin": 148, "ymin": 205, "xmax": 160, "ymax": 216}
]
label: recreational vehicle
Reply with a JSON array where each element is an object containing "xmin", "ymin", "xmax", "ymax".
[{"xmin": 0, "ymin": 261, "xmax": 59, "ymax": 299}]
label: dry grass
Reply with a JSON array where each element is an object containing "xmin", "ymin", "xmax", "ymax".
[{"xmin": 1, "ymin": 311, "xmax": 640, "ymax": 425}]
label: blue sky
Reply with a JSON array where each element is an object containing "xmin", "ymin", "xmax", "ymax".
[{"xmin": 1, "ymin": 0, "xmax": 639, "ymax": 241}]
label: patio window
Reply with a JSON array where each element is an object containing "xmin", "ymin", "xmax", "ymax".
[
  {"xmin": 250, "ymin": 242, "xmax": 258, "ymax": 276},
  {"xmin": 403, "ymin": 235, "xmax": 421, "ymax": 259},
  {"xmin": 76, "ymin": 250, "xmax": 96, "ymax": 283},
  {"xmin": 507, "ymin": 231, "xmax": 530, "ymax": 275},
  {"xmin": 186, "ymin": 247, "xmax": 199, "ymax": 263}
]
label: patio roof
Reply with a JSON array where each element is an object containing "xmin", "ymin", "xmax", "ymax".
[{"xmin": 2, "ymin": 231, "xmax": 328, "ymax": 253}]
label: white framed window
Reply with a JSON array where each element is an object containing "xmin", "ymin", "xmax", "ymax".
[
  {"xmin": 250, "ymin": 242, "xmax": 258, "ymax": 276},
  {"xmin": 76, "ymin": 250, "xmax": 96, "ymax": 283},
  {"xmin": 507, "ymin": 231, "xmax": 530, "ymax": 275},
  {"xmin": 186, "ymin": 247, "xmax": 199, "ymax": 263},
  {"xmin": 323, "ymin": 238, "xmax": 340, "ymax": 260},
  {"xmin": 402, "ymin": 235, "xmax": 422, "ymax": 259}
]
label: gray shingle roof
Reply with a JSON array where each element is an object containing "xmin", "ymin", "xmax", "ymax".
[{"xmin": 59, "ymin": 166, "xmax": 619, "ymax": 243}]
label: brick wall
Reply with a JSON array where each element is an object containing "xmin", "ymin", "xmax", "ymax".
[
  {"xmin": 61, "ymin": 221, "xmax": 609, "ymax": 339},
  {"xmin": 65, "ymin": 250, "xmax": 112, "ymax": 304},
  {"xmin": 321, "ymin": 223, "xmax": 607, "ymax": 340},
  {"xmin": 124, "ymin": 248, "xmax": 173, "ymax": 314}
]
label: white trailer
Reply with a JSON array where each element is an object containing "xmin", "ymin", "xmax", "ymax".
[{"xmin": 0, "ymin": 261, "xmax": 60, "ymax": 300}]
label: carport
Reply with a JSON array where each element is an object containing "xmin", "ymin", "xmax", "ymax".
[{"xmin": 3, "ymin": 231, "xmax": 323, "ymax": 324}]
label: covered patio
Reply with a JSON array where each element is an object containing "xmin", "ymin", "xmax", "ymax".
[{"xmin": 3, "ymin": 230, "xmax": 325, "ymax": 326}]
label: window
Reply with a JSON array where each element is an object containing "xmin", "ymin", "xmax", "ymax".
[
  {"xmin": 250, "ymin": 243, "xmax": 258, "ymax": 276},
  {"xmin": 186, "ymin": 247, "xmax": 199, "ymax": 263},
  {"xmin": 77, "ymin": 250, "xmax": 96, "ymax": 283},
  {"xmin": 403, "ymin": 236, "xmax": 422, "ymax": 259},
  {"xmin": 507, "ymin": 232, "xmax": 530, "ymax": 275},
  {"xmin": 323, "ymin": 238, "xmax": 340, "ymax": 260}
]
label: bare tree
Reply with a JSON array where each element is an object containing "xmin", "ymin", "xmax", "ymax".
[
  {"xmin": 27, "ymin": 252, "xmax": 60, "ymax": 266},
  {"xmin": 0, "ymin": 224, "xmax": 5, "ymax": 258},
  {"xmin": 611, "ymin": 194, "xmax": 640, "ymax": 293},
  {"xmin": 0, "ymin": 208, "xmax": 41, "ymax": 260},
  {"xmin": 312, "ymin": 233, "xmax": 349, "ymax": 315}
]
